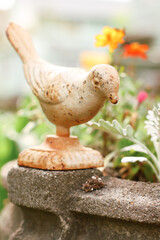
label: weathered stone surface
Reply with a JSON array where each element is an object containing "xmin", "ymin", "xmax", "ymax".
[
  {"xmin": 7, "ymin": 164, "xmax": 160, "ymax": 224},
  {"xmin": 70, "ymin": 177, "xmax": 160, "ymax": 224},
  {"xmin": 1, "ymin": 160, "xmax": 160, "ymax": 240},
  {"xmin": 0, "ymin": 160, "xmax": 17, "ymax": 190},
  {"xmin": 7, "ymin": 163, "xmax": 101, "ymax": 214},
  {"xmin": 0, "ymin": 203, "xmax": 22, "ymax": 240},
  {"xmin": 71, "ymin": 213, "xmax": 160, "ymax": 240},
  {"xmin": 0, "ymin": 202, "xmax": 62, "ymax": 240}
]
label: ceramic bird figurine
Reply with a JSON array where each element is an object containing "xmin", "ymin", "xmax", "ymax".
[
  {"xmin": 6, "ymin": 23, "xmax": 119, "ymax": 137},
  {"xmin": 6, "ymin": 22, "xmax": 120, "ymax": 170}
]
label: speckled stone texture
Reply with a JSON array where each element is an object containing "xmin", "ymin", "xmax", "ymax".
[{"xmin": 1, "ymin": 161, "xmax": 160, "ymax": 240}]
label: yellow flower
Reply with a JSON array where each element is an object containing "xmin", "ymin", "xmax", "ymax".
[
  {"xmin": 80, "ymin": 51, "xmax": 110, "ymax": 70},
  {"xmin": 95, "ymin": 26, "xmax": 125, "ymax": 52}
]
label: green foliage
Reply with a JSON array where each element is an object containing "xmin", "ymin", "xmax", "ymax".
[
  {"xmin": 84, "ymin": 70, "xmax": 159, "ymax": 181},
  {"xmin": 0, "ymin": 113, "xmax": 19, "ymax": 210},
  {"xmin": 88, "ymin": 104, "xmax": 160, "ymax": 181},
  {"xmin": 0, "ymin": 95, "xmax": 55, "ymax": 211},
  {"xmin": 145, "ymin": 104, "xmax": 160, "ymax": 160}
]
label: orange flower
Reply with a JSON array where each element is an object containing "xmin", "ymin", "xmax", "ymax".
[
  {"xmin": 95, "ymin": 26, "xmax": 125, "ymax": 52},
  {"xmin": 123, "ymin": 42, "xmax": 149, "ymax": 59}
]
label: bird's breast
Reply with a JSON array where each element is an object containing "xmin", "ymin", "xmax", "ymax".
[{"xmin": 39, "ymin": 87, "xmax": 105, "ymax": 128}]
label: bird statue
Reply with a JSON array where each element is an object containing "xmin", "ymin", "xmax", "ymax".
[{"xmin": 6, "ymin": 22, "xmax": 120, "ymax": 170}]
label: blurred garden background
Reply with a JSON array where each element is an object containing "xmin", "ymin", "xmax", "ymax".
[{"xmin": 0, "ymin": 0, "xmax": 160, "ymax": 211}]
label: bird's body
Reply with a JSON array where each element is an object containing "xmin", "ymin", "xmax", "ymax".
[
  {"xmin": 24, "ymin": 60, "xmax": 106, "ymax": 136},
  {"xmin": 7, "ymin": 23, "xmax": 120, "ymax": 137}
]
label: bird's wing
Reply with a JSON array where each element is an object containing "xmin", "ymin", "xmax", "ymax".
[{"xmin": 24, "ymin": 61, "xmax": 69, "ymax": 104}]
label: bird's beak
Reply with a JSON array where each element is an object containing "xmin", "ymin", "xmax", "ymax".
[{"xmin": 109, "ymin": 96, "xmax": 119, "ymax": 104}]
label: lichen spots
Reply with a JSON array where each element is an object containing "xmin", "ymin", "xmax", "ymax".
[
  {"xmin": 94, "ymin": 79, "xmax": 99, "ymax": 85},
  {"xmin": 66, "ymin": 84, "xmax": 71, "ymax": 94}
]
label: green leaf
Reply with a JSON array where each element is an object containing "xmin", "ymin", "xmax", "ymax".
[
  {"xmin": 121, "ymin": 144, "xmax": 147, "ymax": 154},
  {"xmin": 104, "ymin": 151, "xmax": 117, "ymax": 168},
  {"xmin": 112, "ymin": 120, "xmax": 123, "ymax": 134},
  {"xmin": 87, "ymin": 119, "xmax": 134, "ymax": 139},
  {"xmin": 126, "ymin": 125, "xmax": 134, "ymax": 138},
  {"xmin": 99, "ymin": 119, "xmax": 113, "ymax": 131},
  {"xmin": 145, "ymin": 103, "xmax": 160, "ymax": 161},
  {"xmin": 14, "ymin": 116, "xmax": 29, "ymax": 133},
  {"xmin": 121, "ymin": 156, "xmax": 147, "ymax": 163}
]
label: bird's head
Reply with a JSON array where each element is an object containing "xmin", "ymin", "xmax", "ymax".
[{"xmin": 88, "ymin": 64, "xmax": 120, "ymax": 104}]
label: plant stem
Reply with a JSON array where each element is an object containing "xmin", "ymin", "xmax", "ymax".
[
  {"xmin": 109, "ymin": 50, "xmax": 114, "ymax": 65},
  {"xmin": 102, "ymin": 132, "xmax": 108, "ymax": 156}
]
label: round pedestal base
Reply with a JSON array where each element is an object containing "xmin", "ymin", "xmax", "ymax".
[{"xmin": 18, "ymin": 135, "xmax": 104, "ymax": 170}]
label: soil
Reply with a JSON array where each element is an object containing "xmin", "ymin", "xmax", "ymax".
[{"xmin": 103, "ymin": 167, "xmax": 150, "ymax": 182}]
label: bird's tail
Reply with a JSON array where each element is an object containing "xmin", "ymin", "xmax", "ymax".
[{"xmin": 6, "ymin": 22, "xmax": 39, "ymax": 63}]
